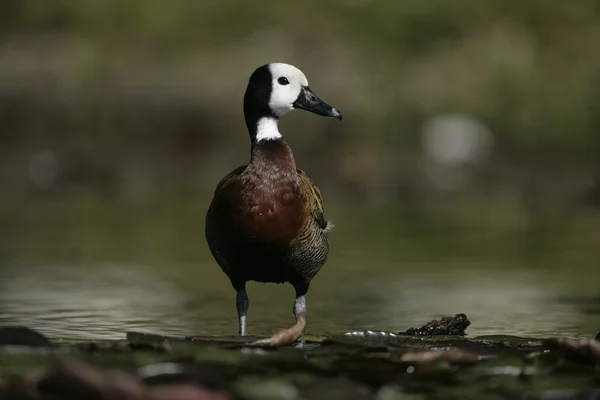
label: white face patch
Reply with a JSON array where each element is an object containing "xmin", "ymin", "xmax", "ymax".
[
  {"xmin": 268, "ymin": 63, "xmax": 309, "ymax": 117},
  {"xmin": 255, "ymin": 117, "xmax": 282, "ymax": 142}
]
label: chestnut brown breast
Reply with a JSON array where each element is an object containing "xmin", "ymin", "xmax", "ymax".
[
  {"xmin": 205, "ymin": 139, "xmax": 330, "ymax": 286},
  {"xmin": 234, "ymin": 142, "xmax": 306, "ymax": 246},
  {"xmin": 206, "ymin": 140, "xmax": 306, "ymax": 252}
]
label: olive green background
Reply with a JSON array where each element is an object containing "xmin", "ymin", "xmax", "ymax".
[{"xmin": 0, "ymin": 1, "xmax": 599, "ymax": 340}]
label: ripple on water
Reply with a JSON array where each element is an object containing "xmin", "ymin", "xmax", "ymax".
[{"xmin": 0, "ymin": 260, "xmax": 599, "ymax": 340}]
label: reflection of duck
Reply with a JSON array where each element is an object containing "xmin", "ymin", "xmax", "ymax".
[{"xmin": 205, "ymin": 63, "xmax": 342, "ymax": 346}]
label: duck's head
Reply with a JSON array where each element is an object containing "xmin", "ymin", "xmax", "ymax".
[{"xmin": 244, "ymin": 63, "xmax": 342, "ymax": 142}]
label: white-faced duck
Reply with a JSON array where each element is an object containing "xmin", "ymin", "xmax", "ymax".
[{"xmin": 205, "ymin": 63, "xmax": 342, "ymax": 346}]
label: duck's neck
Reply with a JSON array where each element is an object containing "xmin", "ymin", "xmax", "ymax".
[
  {"xmin": 248, "ymin": 118, "xmax": 296, "ymax": 170},
  {"xmin": 253, "ymin": 117, "xmax": 283, "ymax": 143}
]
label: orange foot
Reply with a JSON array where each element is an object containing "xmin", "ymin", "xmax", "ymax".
[{"xmin": 252, "ymin": 312, "xmax": 307, "ymax": 347}]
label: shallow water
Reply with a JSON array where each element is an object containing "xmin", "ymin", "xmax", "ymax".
[
  {"xmin": 1, "ymin": 254, "xmax": 599, "ymax": 341},
  {"xmin": 1, "ymin": 196, "xmax": 599, "ymax": 341}
]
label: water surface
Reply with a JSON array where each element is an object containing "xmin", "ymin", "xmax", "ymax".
[{"xmin": 1, "ymin": 254, "xmax": 598, "ymax": 340}]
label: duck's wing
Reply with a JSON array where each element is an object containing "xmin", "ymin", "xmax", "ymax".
[
  {"xmin": 211, "ymin": 165, "xmax": 247, "ymax": 198},
  {"xmin": 297, "ymin": 169, "xmax": 329, "ymax": 231},
  {"xmin": 205, "ymin": 165, "xmax": 248, "ymax": 276},
  {"xmin": 206, "ymin": 165, "xmax": 248, "ymax": 240}
]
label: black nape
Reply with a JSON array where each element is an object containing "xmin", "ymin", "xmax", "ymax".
[{"xmin": 244, "ymin": 64, "xmax": 276, "ymax": 139}]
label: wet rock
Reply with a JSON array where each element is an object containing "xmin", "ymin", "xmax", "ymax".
[
  {"xmin": 375, "ymin": 385, "xmax": 417, "ymax": 400},
  {"xmin": 4, "ymin": 329, "xmax": 600, "ymax": 399},
  {"xmin": 325, "ymin": 330, "xmax": 404, "ymax": 348},
  {"xmin": 523, "ymin": 388, "xmax": 600, "ymax": 400},
  {"xmin": 545, "ymin": 337, "xmax": 600, "ymax": 364},
  {"xmin": 471, "ymin": 335, "xmax": 545, "ymax": 355},
  {"xmin": 237, "ymin": 378, "xmax": 300, "ymax": 400},
  {"xmin": 127, "ymin": 331, "xmax": 265, "ymax": 350},
  {"xmin": 75, "ymin": 340, "xmax": 132, "ymax": 353},
  {"xmin": 152, "ymin": 384, "xmax": 233, "ymax": 400},
  {"xmin": 137, "ymin": 362, "xmax": 232, "ymax": 392},
  {"xmin": 401, "ymin": 314, "xmax": 471, "ymax": 336},
  {"xmin": 2, "ymin": 357, "xmax": 234, "ymax": 400},
  {"xmin": 295, "ymin": 377, "xmax": 372, "ymax": 400},
  {"xmin": 0, "ymin": 326, "xmax": 50, "ymax": 347},
  {"xmin": 3, "ymin": 357, "xmax": 145, "ymax": 400},
  {"xmin": 400, "ymin": 348, "xmax": 480, "ymax": 365}
]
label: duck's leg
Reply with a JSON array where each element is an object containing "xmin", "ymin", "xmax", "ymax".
[
  {"xmin": 236, "ymin": 287, "xmax": 249, "ymax": 336},
  {"xmin": 253, "ymin": 283, "xmax": 308, "ymax": 346}
]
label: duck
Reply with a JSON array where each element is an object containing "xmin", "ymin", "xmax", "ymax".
[{"xmin": 205, "ymin": 62, "xmax": 342, "ymax": 346}]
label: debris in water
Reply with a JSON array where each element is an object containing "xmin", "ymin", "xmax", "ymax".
[{"xmin": 401, "ymin": 313, "xmax": 471, "ymax": 336}]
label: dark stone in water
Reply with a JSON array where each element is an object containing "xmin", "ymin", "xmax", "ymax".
[
  {"xmin": 402, "ymin": 313, "xmax": 471, "ymax": 336},
  {"xmin": 4, "ymin": 329, "xmax": 600, "ymax": 399},
  {"xmin": 5, "ymin": 357, "xmax": 234, "ymax": 400},
  {"xmin": 544, "ymin": 337, "xmax": 600, "ymax": 364},
  {"xmin": 596, "ymin": 332, "xmax": 600, "ymax": 341},
  {"xmin": 526, "ymin": 389, "xmax": 600, "ymax": 400},
  {"xmin": 138, "ymin": 362, "xmax": 232, "ymax": 391},
  {"xmin": 0, "ymin": 326, "xmax": 50, "ymax": 347}
]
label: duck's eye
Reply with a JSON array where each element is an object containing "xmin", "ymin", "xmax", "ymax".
[{"xmin": 277, "ymin": 77, "xmax": 290, "ymax": 85}]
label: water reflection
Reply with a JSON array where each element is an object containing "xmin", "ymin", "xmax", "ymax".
[{"xmin": 0, "ymin": 257, "xmax": 598, "ymax": 340}]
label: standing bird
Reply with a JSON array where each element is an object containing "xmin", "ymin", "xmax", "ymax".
[{"xmin": 205, "ymin": 63, "xmax": 342, "ymax": 346}]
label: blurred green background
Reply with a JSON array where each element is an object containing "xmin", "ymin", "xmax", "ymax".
[{"xmin": 1, "ymin": 1, "xmax": 599, "ymax": 340}]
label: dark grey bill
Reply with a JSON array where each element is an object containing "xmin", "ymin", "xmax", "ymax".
[{"xmin": 293, "ymin": 86, "xmax": 343, "ymax": 120}]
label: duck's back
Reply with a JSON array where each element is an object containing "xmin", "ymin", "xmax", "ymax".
[{"xmin": 205, "ymin": 141, "xmax": 331, "ymax": 287}]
